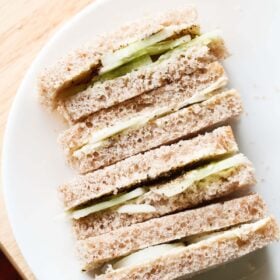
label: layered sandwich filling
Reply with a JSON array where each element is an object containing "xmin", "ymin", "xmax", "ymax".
[
  {"xmin": 99, "ymin": 30, "xmax": 193, "ymax": 73},
  {"xmin": 70, "ymin": 154, "xmax": 248, "ymax": 219},
  {"xmin": 71, "ymin": 72, "xmax": 227, "ymax": 158},
  {"xmin": 59, "ymin": 25, "xmax": 200, "ymax": 98},
  {"xmin": 112, "ymin": 243, "xmax": 186, "ymax": 270},
  {"xmin": 60, "ymin": 31, "xmax": 224, "ymax": 101},
  {"xmin": 98, "ymin": 217, "xmax": 271, "ymax": 273}
]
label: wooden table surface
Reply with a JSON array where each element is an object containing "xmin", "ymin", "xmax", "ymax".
[{"xmin": 0, "ymin": 1, "xmax": 93, "ymax": 279}]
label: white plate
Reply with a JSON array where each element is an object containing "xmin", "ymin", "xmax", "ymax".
[{"xmin": 2, "ymin": 0, "xmax": 280, "ymax": 279}]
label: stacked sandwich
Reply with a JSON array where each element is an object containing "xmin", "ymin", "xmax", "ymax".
[{"xmin": 39, "ymin": 7, "xmax": 279, "ymax": 280}]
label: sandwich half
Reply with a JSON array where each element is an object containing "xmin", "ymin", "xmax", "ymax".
[
  {"xmin": 72, "ymin": 153, "xmax": 256, "ymax": 240},
  {"xmin": 59, "ymin": 88, "xmax": 242, "ymax": 173},
  {"xmin": 39, "ymin": 7, "xmax": 199, "ymax": 110},
  {"xmin": 38, "ymin": 7, "xmax": 228, "ymax": 125},
  {"xmin": 94, "ymin": 216, "xmax": 279, "ymax": 280},
  {"xmin": 58, "ymin": 126, "xmax": 238, "ymax": 210},
  {"xmin": 77, "ymin": 193, "xmax": 266, "ymax": 271}
]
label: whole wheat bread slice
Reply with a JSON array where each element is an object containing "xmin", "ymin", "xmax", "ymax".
[
  {"xmin": 59, "ymin": 38, "xmax": 227, "ymax": 123},
  {"xmin": 73, "ymin": 162, "xmax": 255, "ymax": 240},
  {"xmin": 78, "ymin": 193, "xmax": 265, "ymax": 270},
  {"xmin": 58, "ymin": 61, "xmax": 228, "ymax": 160},
  {"xmin": 58, "ymin": 126, "xmax": 238, "ymax": 209},
  {"xmin": 95, "ymin": 216, "xmax": 279, "ymax": 279},
  {"xmin": 66, "ymin": 89, "xmax": 242, "ymax": 173},
  {"xmin": 38, "ymin": 7, "xmax": 198, "ymax": 109}
]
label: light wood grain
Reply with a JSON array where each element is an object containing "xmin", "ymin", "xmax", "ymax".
[{"xmin": 0, "ymin": 1, "xmax": 93, "ymax": 279}]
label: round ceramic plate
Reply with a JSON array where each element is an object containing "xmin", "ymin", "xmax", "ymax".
[{"xmin": 2, "ymin": 0, "xmax": 280, "ymax": 279}]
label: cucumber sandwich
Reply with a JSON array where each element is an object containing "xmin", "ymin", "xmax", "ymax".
[{"xmin": 38, "ymin": 7, "xmax": 279, "ymax": 279}]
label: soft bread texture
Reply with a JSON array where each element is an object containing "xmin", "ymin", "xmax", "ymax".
[
  {"xmin": 96, "ymin": 7, "xmax": 198, "ymax": 53},
  {"xmin": 38, "ymin": 7, "xmax": 198, "ymax": 109},
  {"xmin": 58, "ymin": 126, "xmax": 238, "ymax": 209},
  {"xmin": 73, "ymin": 163, "xmax": 256, "ymax": 240},
  {"xmin": 58, "ymin": 61, "xmax": 228, "ymax": 160},
  {"xmin": 38, "ymin": 46, "xmax": 101, "ymax": 109},
  {"xmin": 59, "ymin": 39, "xmax": 227, "ymax": 123},
  {"xmin": 78, "ymin": 194, "xmax": 265, "ymax": 270},
  {"xmin": 95, "ymin": 216, "xmax": 280, "ymax": 280},
  {"xmin": 67, "ymin": 89, "xmax": 242, "ymax": 173}
]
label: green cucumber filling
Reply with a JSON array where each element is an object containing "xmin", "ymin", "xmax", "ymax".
[
  {"xmin": 70, "ymin": 187, "xmax": 147, "ymax": 219},
  {"xmin": 154, "ymin": 154, "xmax": 247, "ymax": 197},
  {"xmin": 70, "ymin": 154, "xmax": 247, "ymax": 219},
  {"xmin": 73, "ymin": 74, "xmax": 227, "ymax": 158},
  {"xmin": 155, "ymin": 30, "xmax": 221, "ymax": 64},
  {"xmin": 96, "ymin": 55, "xmax": 152, "ymax": 82},
  {"xmin": 117, "ymin": 204, "xmax": 157, "ymax": 214},
  {"xmin": 112, "ymin": 243, "xmax": 185, "ymax": 269},
  {"xmin": 105, "ymin": 218, "xmax": 267, "ymax": 271},
  {"xmin": 99, "ymin": 30, "xmax": 220, "ymax": 76},
  {"xmin": 61, "ymin": 30, "xmax": 221, "ymax": 99},
  {"xmin": 100, "ymin": 26, "xmax": 196, "ymax": 74}
]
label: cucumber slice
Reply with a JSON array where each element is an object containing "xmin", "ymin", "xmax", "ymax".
[
  {"xmin": 76, "ymin": 106, "xmax": 169, "ymax": 153},
  {"xmin": 97, "ymin": 55, "xmax": 152, "ymax": 82},
  {"xmin": 188, "ymin": 217, "xmax": 270, "ymax": 244},
  {"xmin": 154, "ymin": 154, "xmax": 248, "ymax": 197},
  {"xmin": 71, "ymin": 187, "xmax": 146, "ymax": 219},
  {"xmin": 117, "ymin": 204, "xmax": 156, "ymax": 214},
  {"xmin": 113, "ymin": 243, "xmax": 185, "ymax": 269},
  {"xmin": 142, "ymin": 35, "xmax": 191, "ymax": 56},
  {"xmin": 73, "ymin": 141, "xmax": 106, "ymax": 158},
  {"xmin": 73, "ymin": 106, "xmax": 169, "ymax": 157},
  {"xmin": 100, "ymin": 26, "xmax": 191, "ymax": 74},
  {"xmin": 99, "ymin": 35, "xmax": 190, "ymax": 78},
  {"xmin": 100, "ymin": 30, "xmax": 220, "ymax": 77},
  {"xmin": 156, "ymin": 30, "xmax": 221, "ymax": 64}
]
